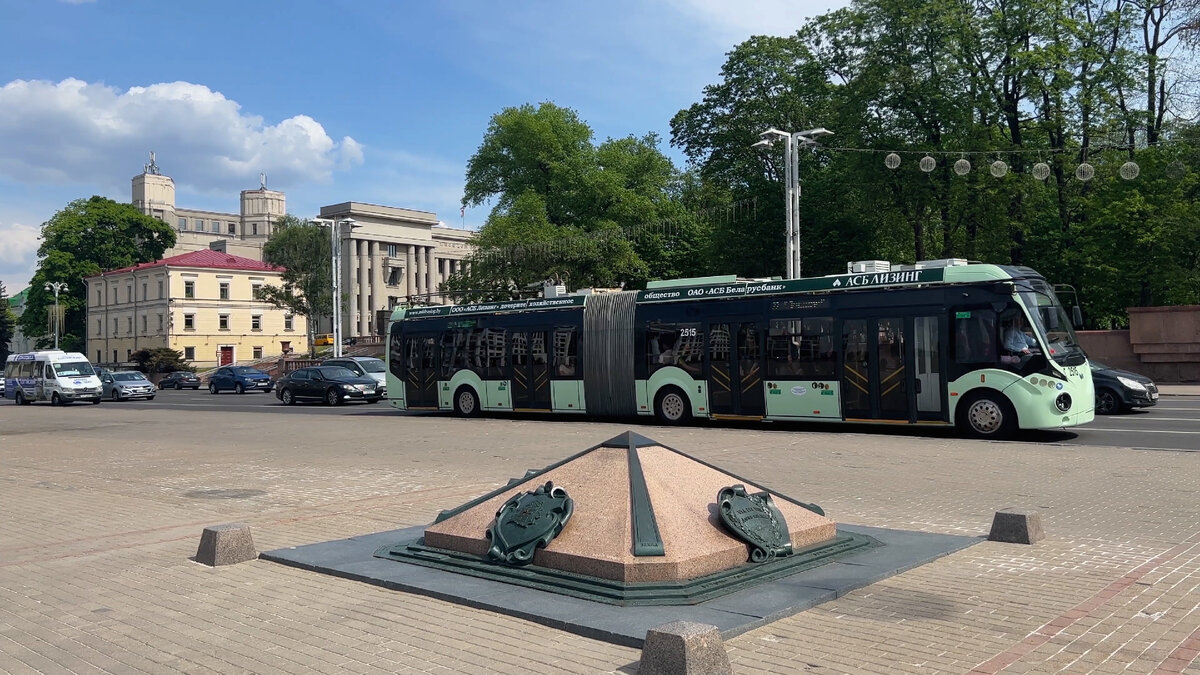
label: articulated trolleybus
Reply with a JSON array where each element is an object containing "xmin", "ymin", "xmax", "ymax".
[{"xmin": 386, "ymin": 259, "xmax": 1094, "ymax": 439}]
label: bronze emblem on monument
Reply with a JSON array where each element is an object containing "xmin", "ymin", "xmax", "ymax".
[
  {"xmin": 485, "ymin": 481, "xmax": 574, "ymax": 565},
  {"xmin": 717, "ymin": 485, "xmax": 794, "ymax": 562}
]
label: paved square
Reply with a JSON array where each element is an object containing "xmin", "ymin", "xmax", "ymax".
[{"xmin": 1, "ymin": 401, "xmax": 1197, "ymax": 673}]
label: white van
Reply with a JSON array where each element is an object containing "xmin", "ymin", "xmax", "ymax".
[{"xmin": 4, "ymin": 351, "xmax": 104, "ymax": 405}]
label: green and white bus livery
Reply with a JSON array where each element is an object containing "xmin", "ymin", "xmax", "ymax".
[{"xmin": 386, "ymin": 259, "xmax": 1094, "ymax": 439}]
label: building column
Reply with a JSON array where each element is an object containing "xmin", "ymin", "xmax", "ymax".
[
  {"xmin": 405, "ymin": 243, "xmax": 416, "ymax": 303},
  {"xmin": 414, "ymin": 246, "xmax": 426, "ymax": 299},
  {"xmin": 340, "ymin": 234, "xmax": 355, "ymax": 340},
  {"xmin": 370, "ymin": 240, "xmax": 385, "ymax": 335},
  {"xmin": 425, "ymin": 247, "xmax": 436, "ymax": 301},
  {"xmin": 358, "ymin": 239, "xmax": 370, "ymax": 336}
]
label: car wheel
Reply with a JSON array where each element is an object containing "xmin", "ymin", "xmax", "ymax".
[
  {"xmin": 175, "ymin": 382, "xmax": 183, "ymax": 390},
  {"xmin": 14, "ymin": 391, "xmax": 26, "ymax": 405},
  {"xmin": 654, "ymin": 386, "xmax": 692, "ymax": 425},
  {"xmin": 281, "ymin": 388, "xmax": 295, "ymax": 405},
  {"xmin": 51, "ymin": 392, "xmax": 62, "ymax": 406},
  {"xmin": 209, "ymin": 383, "xmax": 218, "ymax": 395},
  {"xmin": 326, "ymin": 388, "xmax": 341, "ymax": 406},
  {"xmin": 91, "ymin": 399, "xmax": 101, "ymax": 404},
  {"xmin": 1095, "ymin": 388, "xmax": 1125, "ymax": 415},
  {"xmin": 111, "ymin": 390, "xmax": 121, "ymax": 402},
  {"xmin": 957, "ymin": 390, "xmax": 1017, "ymax": 439},
  {"xmin": 235, "ymin": 383, "xmax": 245, "ymax": 395},
  {"xmin": 453, "ymin": 386, "xmax": 480, "ymax": 417}
]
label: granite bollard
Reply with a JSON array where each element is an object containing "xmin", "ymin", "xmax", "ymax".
[
  {"xmin": 639, "ymin": 621, "xmax": 733, "ymax": 675},
  {"xmin": 196, "ymin": 523, "xmax": 257, "ymax": 566},
  {"xmin": 988, "ymin": 508, "xmax": 1045, "ymax": 544}
]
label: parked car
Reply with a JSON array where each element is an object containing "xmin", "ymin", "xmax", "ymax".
[
  {"xmin": 275, "ymin": 366, "xmax": 382, "ymax": 406},
  {"xmin": 158, "ymin": 371, "xmax": 201, "ymax": 390},
  {"xmin": 323, "ymin": 356, "xmax": 387, "ymax": 396},
  {"xmin": 1091, "ymin": 361, "xmax": 1158, "ymax": 414},
  {"xmin": 208, "ymin": 366, "xmax": 273, "ymax": 394},
  {"xmin": 100, "ymin": 371, "xmax": 156, "ymax": 401}
]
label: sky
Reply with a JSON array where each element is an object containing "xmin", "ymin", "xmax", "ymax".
[{"xmin": 0, "ymin": 0, "xmax": 845, "ymax": 294}]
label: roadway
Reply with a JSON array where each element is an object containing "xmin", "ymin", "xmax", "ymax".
[{"xmin": 102, "ymin": 387, "xmax": 1200, "ymax": 452}]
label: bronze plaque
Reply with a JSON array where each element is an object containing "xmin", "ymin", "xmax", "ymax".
[
  {"xmin": 485, "ymin": 481, "xmax": 574, "ymax": 565},
  {"xmin": 717, "ymin": 485, "xmax": 794, "ymax": 562}
]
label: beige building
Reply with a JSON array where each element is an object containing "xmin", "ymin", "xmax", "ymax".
[
  {"xmin": 86, "ymin": 250, "xmax": 307, "ymax": 369},
  {"xmin": 318, "ymin": 202, "xmax": 474, "ymax": 337},
  {"xmin": 132, "ymin": 154, "xmax": 285, "ymax": 260}
]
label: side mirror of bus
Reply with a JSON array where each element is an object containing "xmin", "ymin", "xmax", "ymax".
[{"xmin": 1072, "ymin": 306, "xmax": 1083, "ymax": 328}]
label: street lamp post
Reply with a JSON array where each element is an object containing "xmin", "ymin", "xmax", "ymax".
[
  {"xmin": 44, "ymin": 281, "xmax": 67, "ymax": 350},
  {"xmin": 313, "ymin": 216, "xmax": 358, "ymax": 358},
  {"xmin": 752, "ymin": 127, "xmax": 833, "ymax": 280}
]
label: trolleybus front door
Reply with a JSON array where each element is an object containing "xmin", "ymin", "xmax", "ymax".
[
  {"xmin": 405, "ymin": 335, "xmax": 438, "ymax": 408},
  {"xmin": 840, "ymin": 317, "xmax": 909, "ymax": 421},
  {"xmin": 707, "ymin": 321, "xmax": 765, "ymax": 418},
  {"xmin": 510, "ymin": 329, "xmax": 552, "ymax": 411}
]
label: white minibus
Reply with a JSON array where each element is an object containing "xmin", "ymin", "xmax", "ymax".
[{"xmin": 4, "ymin": 351, "xmax": 103, "ymax": 405}]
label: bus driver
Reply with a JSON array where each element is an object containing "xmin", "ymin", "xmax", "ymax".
[{"xmin": 1003, "ymin": 315, "xmax": 1037, "ymax": 356}]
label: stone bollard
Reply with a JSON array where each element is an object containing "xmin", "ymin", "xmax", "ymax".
[
  {"xmin": 195, "ymin": 523, "xmax": 257, "ymax": 566},
  {"xmin": 988, "ymin": 508, "xmax": 1045, "ymax": 544},
  {"xmin": 639, "ymin": 621, "xmax": 733, "ymax": 675}
]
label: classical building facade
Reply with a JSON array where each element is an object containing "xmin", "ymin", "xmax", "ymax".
[
  {"xmin": 317, "ymin": 202, "xmax": 474, "ymax": 337},
  {"xmin": 132, "ymin": 154, "xmax": 286, "ymax": 260},
  {"xmin": 85, "ymin": 250, "xmax": 307, "ymax": 369},
  {"xmin": 6, "ymin": 287, "xmax": 33, "ymax": 354}
]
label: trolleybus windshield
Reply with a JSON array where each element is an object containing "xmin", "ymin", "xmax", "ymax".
[{"xmin": 1016, "ymin": 278, "xmax": 1085, "ymax": 366}]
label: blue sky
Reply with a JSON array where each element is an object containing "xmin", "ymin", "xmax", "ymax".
[{"xmin": 0, "ymin": 0, "xmax": 843, "ymax": 294}]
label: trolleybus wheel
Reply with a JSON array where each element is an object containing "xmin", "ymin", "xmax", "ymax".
[
  {"xmin": 957, "ymin": 391, "xmax": 1017, "ymax": 439},
  {"xmin": 453, "ymin": 386, "xmax": 480, "ymax": 417},
  {"xmin": 654, "ymin": 387, "xmax": 692, "ymax": 425}
]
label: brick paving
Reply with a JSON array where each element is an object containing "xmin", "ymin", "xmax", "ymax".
[{"xmin": 0, "ymin": 403, "xmax": 1197, "ymax": 674}]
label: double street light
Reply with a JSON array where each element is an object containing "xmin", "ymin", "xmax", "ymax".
[
  {"xmin": 44, "ymin": 281, "xmax": 67, "ymax": 350},
  {"xmin": 312, "ymin": 216, "xmax": 358, "ymax": 358},
  {"xmin": 752, "ymin": 126, "xmax": 833, "ymax": 280}
]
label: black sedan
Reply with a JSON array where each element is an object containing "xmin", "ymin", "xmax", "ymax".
[
  {"xmin": 1091, "ymin": 361, "xmax": 1159, "ymax": 414},
  {"xmin": 275, "ymin": 366, "xmax": 383, "ymax": 406},
  {"xmin": 158, "ymin": 371, "xmax": 201, "ymax": 390}
]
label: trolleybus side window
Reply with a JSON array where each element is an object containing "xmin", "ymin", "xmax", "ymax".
[
  {"xmin": 647, "ymin": 322, "xmax": 703, "ymax": 375},
  {"xmin": 768, "ymin": 317, "xmax": 835, "ymax": 379},
  {"xmin": 954, "ymin": 310, "xmax": 997, "ymax": 364},
  {"xmin": 553, "ymin": 326, "xmax": 577, "ymax": 377}
]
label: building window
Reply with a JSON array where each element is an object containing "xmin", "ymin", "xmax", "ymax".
[
  {"xmin": 95, "ymin": 319, "xmax": 101, "ymax": 335},
  {"xmin": 96, "ymin": 290, "xmax": 102, "ymax": 304},
  {"xmin": 219, "ymin": 282, "xmax": 230, "ymax": 300},
  {"xmin": 184, "ymin": 281, "xmax": 195, "ymax": 299},
  {"xmin": 178, "ymin": 217, "xmax": 187, "ymax": 231},
  {"xmin": 184, "ymin": 346, "xmax": 195, "ymax": 360},
  {"xmin": 96, "ymin": 350, "xmax": 101, "ymax": 363},
  {"xmin": 251, "ymin": 223, "xmax": 258, "ymax": 236},
  {"xmin": 386, "ymin": 268, "xmax": 401, "ymax": 286},
  {"xmin": 253, "ymin": 346, "xmax": 263, "ymax": 359},
  {"xmin": 228, "ymin": 222, "xmax": 236, "ymax": 235},
  {"xmin": 212, "ymin": 221, "xmax": 220, "ymax": 233},
  {"xmin": 388, "ymin": 243, "xmax": 398, "ymax": 257},
  {"xmin": 284, "ymin": 314, "xmax": 294, "ymax": 331},
  {"xmin": 195, "ymin": 219, "xmax": 205, "ymax": 231},
  {"xmin": 184, "ymin": 314, "xmax": 195, "ymax": 330},
  {"xmin": 157, "ymin": 314, "xmax": 163, "ymax": 332},
  {"xmin": 112, "ymin": 318, "xmax": 118, "ymax": 333},
  {"xmin": 141, "ymin": 315, "xmax": 147, "ymax": 332},
  {"xmin": 126, "ymin": 349, "xmax": 132, "ymax": 360},
  {"xmin": 127, "ymin": 317, "xmax": 132, "ymax": 334},
  {"xmin": 142, "ymin": 283, "xmax": 147, "ymax": 300},
  {"xmin": 219, "ymin": 314, "xmax": 229, "ymax": 330},
  {"xmin": 157, "ymin": 280, "xmax": 163, "ymax": 298},
  {"xmin": 251, "ymin": 315, "xmax": 262, "ymax": 331},
  {"xmin": 126, "ymin": 286, "xmax": 132, "ymax": 303},
  {"xmin": 112, "ymin": 350, "xmax": 117, "ymax": 363},
  {"xmin": 251, "ymin": 283, "xmax": 262, "ymax": 298}
]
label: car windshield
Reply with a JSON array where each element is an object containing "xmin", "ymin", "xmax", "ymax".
[
  {"xmin": 53, "ymin": 362, "xmax": 95, "ymax": 377},
  {"xmin": 231, "ymin": 367, "xmax": 263, "ymax": 375},
  {"xmin": 358, "ymin": 359, "xmax": 386, "ymax": 373},
  {"xmin": 1015, "ymin": 278, "xmax": 1085, "ymax": 367},
  {"xmin": 316, "ymin": 366, "xmax": 357, "ymax": 379},
  {"xmin": 113, "ymin": 372, "xmax": 147, "ymax": 382}
]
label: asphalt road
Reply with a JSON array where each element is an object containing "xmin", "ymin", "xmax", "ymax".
[{"xmin": 86, "ymin": 387, "xmax": 1200, "ymax": 452}]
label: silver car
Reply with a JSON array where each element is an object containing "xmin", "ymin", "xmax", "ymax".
[{"xmin": 100, "ymin": 371, "xmax": 157, "ymax": 401}]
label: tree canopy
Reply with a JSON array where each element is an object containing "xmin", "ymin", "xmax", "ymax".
[
  {"xmin": 20, "ymin": 196, "xmax": 176, "ymax": 350},
  {"xmin": 256, "ymin": 215, "xmax": 332, "ymax": 356}
]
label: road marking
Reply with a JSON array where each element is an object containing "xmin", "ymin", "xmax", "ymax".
[
  {"xmin": 1083, "ymin": 427, "xmax": 1200, "ymax": 434},
  {"xmin": 1102, "ymin": 417, "xmax": 1200, "ymax": 422}
]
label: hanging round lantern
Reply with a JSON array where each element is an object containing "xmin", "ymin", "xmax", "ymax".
[
  {"xmin": 1032, "ymin": 162, "xmax": 1051, "ymax": 181},
  {"xmin": 919, "ymin": 155, "xmax": 936, "ymax": 172},
  {"xmin": 1075, "ymin": 162, "xmax": 1095, "ymax": 181},
  {"xmin": 953, "ymin": 158, "xmax": 971, "ymax": 175},
  {"xmin": 1119, "ymin": 161, "xmax": 1140, "ymax": 180},
  {"xmin": 884, "ymin": 153, "xmax": 901, "ymax": 169},
  {"xmin": 990, "ymin": 160, "xmax": 1008, "ymax": 177},
  {"xmin": 1167, "ymin": 160, "xmax": 1187, "ymax": 179}
]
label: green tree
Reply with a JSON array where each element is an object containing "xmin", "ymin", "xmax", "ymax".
[
  {"xmin": 449, "ymin": 102, "xmax": 687, "ymax": 300},
  {"xmin": 0, "ymin": 282, "xmax": 16, "ymax": 363},
  {"xmin": 21, "ymin": 196, "xmax": 175, "ymax": 351},
  {"xmin": 130, "ymin": 347, "xmax": 194, "ymax": 374},
  {"xmin": 256, "ymin": 215, "xmax": 332, "ymax": 356}
]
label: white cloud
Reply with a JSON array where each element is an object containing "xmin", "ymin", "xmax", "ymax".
[
  {"xmin": 0, "ymin": 78, "xmax": 363, "ymax": 194},
  {"xmin": 0, "ymin": 221, "xmax": 41, "ymax": 293}
]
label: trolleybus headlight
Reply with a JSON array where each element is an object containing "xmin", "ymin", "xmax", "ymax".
[{"xmin": 1055, "ymin": 393, "xmax": 1072, "ymax": 412}]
